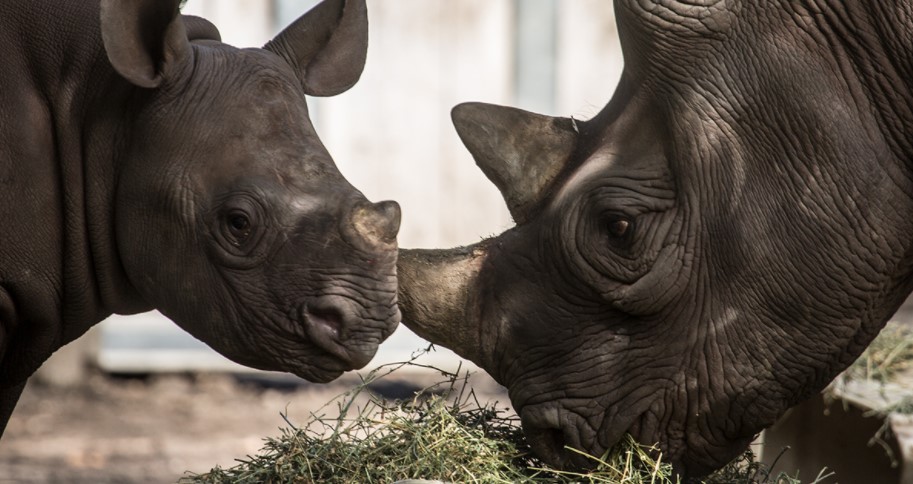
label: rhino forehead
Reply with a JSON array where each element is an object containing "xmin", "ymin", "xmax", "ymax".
[
  {"xmin": 553, "ymin": 151, "xmax": 617, "ymax": 206},
  {"xmin": 619, "ymin": 0, "xmax": 737, "ymax": 37},
  {"xmin": 179, "ymin": 45, "xmax": 308, "ymax": 118},
  {"xmin": 161, "ymin": 79, "xmax": 337, "ymax": 186}
]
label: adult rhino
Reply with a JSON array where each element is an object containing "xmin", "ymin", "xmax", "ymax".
[
  {"xmin": 399, "ymin": 1, "xmax": 913, "ymax": 477},
  {"xmin": 0, "ymin": 0, "xmax": 401, "ymax": 434}
]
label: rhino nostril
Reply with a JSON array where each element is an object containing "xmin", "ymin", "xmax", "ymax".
[
  {"xmin": 306, "ymin": 306, "xmax": 344, "ymax": 340},
  {"xmin": 302, "ymin": 301, "xmax": 376, "ymax": 369}
]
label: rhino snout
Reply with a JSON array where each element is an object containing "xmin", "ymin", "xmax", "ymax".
[
  {"xmin": 520, "ymin": 403, "xmax": 600, "ymax": 471},
  {"xmin": 347, "ymin": 200, "xmax": 401, "ymax": 249},
  {"xmin": 301, "ymin": 296, "xmax": 377, "ymax": 369}
]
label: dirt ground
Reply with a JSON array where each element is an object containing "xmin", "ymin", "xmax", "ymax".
[{"xmin": 0, "ymin": 368, "xmax": 510, "ymax": 483}]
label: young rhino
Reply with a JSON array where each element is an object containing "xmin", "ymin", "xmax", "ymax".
[{"xmin": 0, "ymin": 0, "xmax": 400, "ymax": 433}]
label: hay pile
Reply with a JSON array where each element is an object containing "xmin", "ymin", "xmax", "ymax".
[
  {"xmin": 183, "ymin": 357, "xmax": 830, "ymax": 484},
  {"xmin": 183, "ymin": 322, "xmax": 913, "ymax": 482},
  {"xmin": 829, "ymin": 320, "xmax": 913, "ymax": 421},
  {"xmin": 844, "ymin": 321, "xmax": 913, "ymax": 383}
]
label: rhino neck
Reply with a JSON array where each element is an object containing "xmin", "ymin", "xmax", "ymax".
[
  {"xmin": 397, "ymin": 243, "xmax": 490, "ymax": 366},
  {"xmin": 24, "ymin": 0, "xmax": 150, "ymax": 333},
  {"xmin": 821, "ymin": 4, "xmax": 913, "ymax": 169},
  {"xmin": 80, "ymin": 83, "xmax": 153, "ymax": 321}
]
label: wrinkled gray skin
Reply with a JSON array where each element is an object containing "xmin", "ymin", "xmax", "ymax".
[
  {"xmin": 399, "ymin": 1, "xmax": 913, "ymax": 478},
  {"xmin": 0, "ymin": 0, "xmax": 401, "ymax": 435}
]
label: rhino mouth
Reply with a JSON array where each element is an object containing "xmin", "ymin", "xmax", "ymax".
[
  {"xmin": 303, "ymin": 303, "xmax": 371, "ymax": 368},
  {"xmin": 295, "ymin": 295, "xmax": 396, "ymax": 371},
  {"xmin": 519, "ymin": 401, "xmax": 643, "ymax": 470}
]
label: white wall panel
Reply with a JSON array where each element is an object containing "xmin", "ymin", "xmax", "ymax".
[
  {"xmin": 555, "ymin": 0, "xmax": 623, "ymax": 119},
  {"xmin": 181, "ymin": 0, "xmax": 274, "ymax": 47},
  {"xmin": 313, "ymin": 0, "xmax": 515, "ymax": 249}
]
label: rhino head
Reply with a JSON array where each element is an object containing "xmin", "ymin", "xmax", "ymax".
[
  {"xmin": 399, "ymin": 1, "xmax": 913, "ymax": 477},
  {"xmin": 102, "ymin": 0, "xmax": 400, "ymax": 383}
]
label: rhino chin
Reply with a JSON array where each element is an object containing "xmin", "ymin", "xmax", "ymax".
[
  {"xmin": 520, "ymin": 408, "xmax": 594, "ymax": 470},
  {"xmin": 293, "ymin": 366, "xmax": 345, "ymax": 384},
  {"xmin": 281, "ymin": 346, "xmax": 353, "ymax": 383}
]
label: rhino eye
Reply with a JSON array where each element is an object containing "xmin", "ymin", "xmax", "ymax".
[
  {"xmin": 226, "ymin": 211, "xmax": 252, "ymax": 241},
  {"xmin": 607, "ymin": 216, "xmax": 632, "ymax": 239},
  {"xmin": 210, "ymin": 196, "xmax": 269, "ymax": 264}
]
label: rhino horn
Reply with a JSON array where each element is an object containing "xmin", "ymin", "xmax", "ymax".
[
  {"xmin": 451, "ymin": 102, "xmax": 578, "ymax": 224},
  {"xmin": 397, "ymin": 244, "xmax": 489, "ymax": 366},
  {"xmin": 350, "ymin": 200, "xmax": 401, "ymax": 248}
]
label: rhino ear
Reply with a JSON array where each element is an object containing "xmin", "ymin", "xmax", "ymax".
[
  {"xmin": 99, "ymin": 0, "xmax": 191, "ymax": 89},
  {"xmin": 264, "ymin": 0, "xmax": 368, "ymax": 97},
  {"xmin": 182, "ymin": 15, "xmax": 221, "ymax": 43},
  {"xmin": 452, "ymin": 102, "xmax": 578, "ymax": 224}
]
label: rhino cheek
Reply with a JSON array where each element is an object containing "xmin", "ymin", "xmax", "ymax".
[{"xmin": 112, "ymin": 194, "xmax": 320, "ymax": 377}]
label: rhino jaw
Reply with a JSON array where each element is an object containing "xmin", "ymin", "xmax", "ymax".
[{"xmin": 397, "ymin": 243, "xmax": 489, "ymax": 365}]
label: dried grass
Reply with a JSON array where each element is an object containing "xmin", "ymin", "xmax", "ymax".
[
  {"xmin": 845, "ymin": 321, "xmax": 913, "ymax": 383},
  {"xmin": 182, "ymin": 351, "xmax": 830, "ymax": 484}
]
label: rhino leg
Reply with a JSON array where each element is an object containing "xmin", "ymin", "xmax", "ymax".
[
  {"xmin": 0, "ymin": 289, "xmax": 23, "ymax": 435},
  {"xmin": 0, "ymin": 381, "xmax": 24, "ymax": 436}
]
